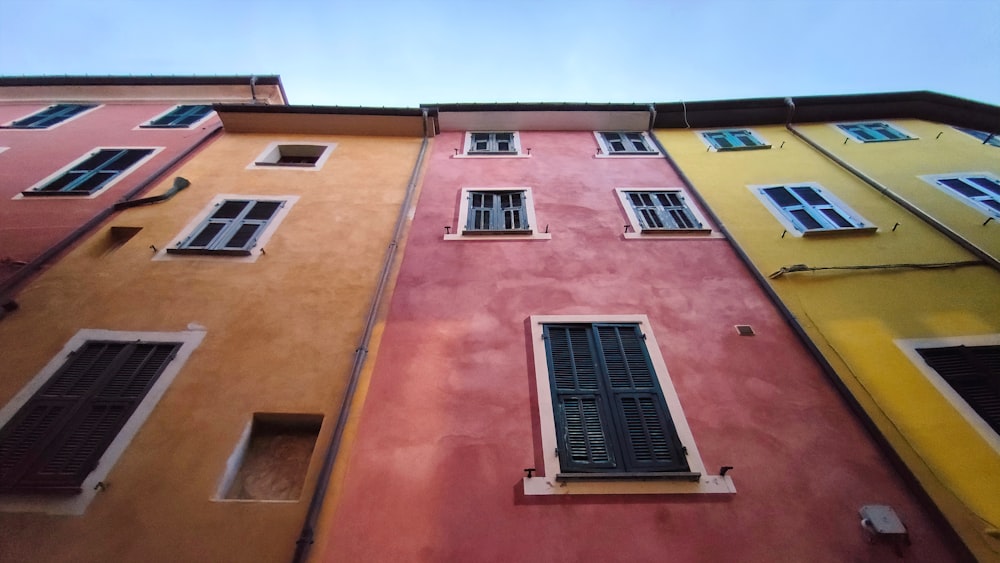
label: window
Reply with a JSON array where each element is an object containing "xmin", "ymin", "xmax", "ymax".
[
  {"xmin": 446, "ymin": 188, "xmax": 548, "ymax": 240},
  {"xmin": 701, "ymin": 129, "xmax": 769, "ymax": 151},
  {"xmin": 464, "ymin": 132, "xmax": 521, "ymax": 155},
  {"xmin": 22, "ymin": 148, "xmax": 155, "ymax": 197},
  {"xmin": 618, "ymin": 188, "xmax": 709, "ymax": 235},
  {"xmin": 837, "ymin": 121, "xmax": 913, "ymax": 143},
  {"xmin": 6, "ymin": 104, "xmax": 96, "ymax": 129},
  {"xmin": 920, "ymin": 173, "xmax": 1000, "ymax": 218},
  {"xmin": 954, "ymin": 127, "xmax": 1000, "ymax": 147},
  {"xmin": 915, "ymin": 345, "xmax": 1000, "ymax": 436},
  {"xmin": 0, "ymin": 340, "xmax": 179, "ymax": 494},
  {"xmin": 525, "ymin": 315, "xmax": 729, "ymax": 496},
  {"xmin": 249, "ymin": 142, "xmax": 336, "ymax": 170},
  {"xmin": 754, "ymin": 183, "xmax": 875, "ymax": 235},
  {"xmin": 141, "ymin": 104, "xmax": 213, "ymax": 128},
  {"xmin": 167, "ymin": 199, "xmax": 288, "ymax": 256},
  {"xmin": 596, "ymin": 131, "xmax": 658, "ymax": 156}
]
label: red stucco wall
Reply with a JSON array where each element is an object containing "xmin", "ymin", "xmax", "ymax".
[
  {"xmin": 0, "ymin": 103, "xmax": 218, "ymax": 284},
  {"xmin": 319, "ymin": 131, "xmax": 962, "ymax": 562}
]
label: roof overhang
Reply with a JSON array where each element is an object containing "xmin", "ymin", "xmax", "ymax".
[
  {"xmin": 0, "ymin": 76, "xmax": 287, "ymax": 105},
  {"xmin": 653, "ymin": 91, "xmax": 999, "ymax": 133},
  {"xmin": 214, "ymin": 104, "xmax": 429, "ymax": 136},
  {"xmin": 428, "ymin": 103, "xmax": 652, "ymax": 132}
]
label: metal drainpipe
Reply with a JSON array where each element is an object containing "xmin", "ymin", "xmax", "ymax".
[
  {"xmin": 0, "ymin": 124, "xmax": 223, "ymax": 302},
  {"xmin": 781, "ymin": 98, "xmax": 1000, "ymax": 272},
  {"xmin": 291, "ymin": 110, "xmax": 430, "ymax": 563},
  {"xmin": 646, "ymin": 128, "xmax": 973, "ymax": 559}
]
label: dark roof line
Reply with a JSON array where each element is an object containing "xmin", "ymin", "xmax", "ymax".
[
  {"xmin": 214, "ymin": 103, "xmax": 427, "ymax": 117},
  {"xmin": 423, "ymin": 102, "xmax": 651, "ymax": 112},
  {"xmin": 0, "ymin": 75, "xmax": 283, "ymax": 88}
]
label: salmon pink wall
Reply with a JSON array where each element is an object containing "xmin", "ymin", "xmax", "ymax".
[
  {"xmin": 0, "ymin": 103, "xmax": 218, "ymax": 284},
  {"xmin": 319, "ymin": 130, "xmax": 960, "ymax": 562}
]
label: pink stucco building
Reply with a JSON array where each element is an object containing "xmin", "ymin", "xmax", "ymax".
[
  {"xmin": 0, "ymin": 76, "xmax": 285, "ymax": 297},
  {"xmin": 312, "ymin": 105, "xmax": 964, "ymax": 562}
]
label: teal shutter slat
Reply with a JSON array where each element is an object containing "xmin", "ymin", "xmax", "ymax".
[
  {"xmin": 545, "ymin": 323, "xmax": 688, "ymax": 474},
  {"xmin": 0, "ymin": 341, "xmax": 180, "ymax": 493}
]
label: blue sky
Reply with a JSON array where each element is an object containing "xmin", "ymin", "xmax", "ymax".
[{"xmin": 2, "ymin": 0, "xmax": 998, "ymax": 107}]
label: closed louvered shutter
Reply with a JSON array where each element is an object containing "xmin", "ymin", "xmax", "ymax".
[
  {"xmin": 544, "ymin": 324, "xmax": 688, "ymax": 474},
  {"xmin": 917, "ymin": 345, "xmax": 1000, "ymax": 435},
  {"xmin": 0, "ymin": 341, "xmax": 179, "ymax": 493}
]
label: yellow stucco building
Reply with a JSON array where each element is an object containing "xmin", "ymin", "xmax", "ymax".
[
  {"xmin": 0, "ymin": 104, "xmax": 430, "ymax": 562},
  {"xmin": 654, "ymin": 92, "xmax": 1000, "ymax": 561}
]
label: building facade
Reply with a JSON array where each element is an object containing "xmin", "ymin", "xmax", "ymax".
[
  {"xmin": 653, "ymin": 92, "xmax": 1000, "ymax": 561},
  {"xmin": 309, "ymin": 104, "xmax": 963, "ymax": 562},
  {"xmin": 0, "ymin": 102, "xmax": 429, "ymax": 562}
]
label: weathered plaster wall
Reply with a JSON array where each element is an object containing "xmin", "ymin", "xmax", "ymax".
[
  {"xmin": 0, "ymin": 132, "xmax": 423, "ymax": 562},
  {"xmin": 656, "ymin": 124, "xmax": 1000, "ymax": 560},
  {"xmin": 0, "ymin": 103, "xmax": 220, "ymax": 285},
  {"xmin": 317, "ymin": 130, "xmax": 959, "ymax": 562}
]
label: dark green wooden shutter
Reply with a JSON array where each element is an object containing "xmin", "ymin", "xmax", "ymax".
[
  {"xmin": 0, "ymin": 341, "xmax": 179, "ymax": 493},
  {"xmin": 917, "ymin": 345, "xmax": 1000, "ymax": 435},
  {"xmin": 544, "ymin": 324, "xmax": 689, "ymax": 474}
]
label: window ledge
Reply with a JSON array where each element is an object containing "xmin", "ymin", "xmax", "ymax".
[
  {"xmin": 445, "ymin": 232, "xmax": 551, "ymax": 241},
  {"xmin": 253, "ymin": 161, "xmax": 316, "ymax": 168},
  {"xmin": 165, "ymin": 248, "xmax": 253, "ymax": 257},
  {"xmin": 714, "ymin": 145, "xmax": 771, "ymax": 152},
  {"xmin": 19, "ymin": 191, "xmax": 92, "ymax": 198},
  {"xmin": 800, "ymin": 226, "xmax": 878, "ymax": 237},
  {"xmin": 523, "ymin": 473, "xmax": 734, "ymax": 496},
  {"xmin": 454, "ymin": 152, "xmax": 531, "ymax": 159},
  {"xmin": 594, "ymin": 153, "xmax": 660, "ymax": 159},
  {"xmin": 625, "ymin": 228, "xmax": 715, "ymax": 239},
  {"xmin": 557, "ymin": 471, "xmax": 701, "ymax": 482}
]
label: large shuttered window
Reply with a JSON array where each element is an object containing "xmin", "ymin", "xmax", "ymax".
[
  {"xmin": 916, "ymin": 345, "xmax": 1000, "ymax": 435},
  {"xmin": 542, "ymin": 323, "xmax": 689, "ymax": 475},
  {"xmin": 702, "ymin": 129, "xmax": 768, "ymax": 150},
  {"xmin": 930, "ymin": 174, "xmax": 1000, "ymax": 218},
  {"xmin": 142, "ymin": 105, "xmax": 212, "ymax": 128},
  {"xmin": 626, "ymin": 190, "xmax": 703, "ymax": 231},
  {"xmin": 8, "ymin": 104, "xmax": 96, "ymax": 129},
  {"xmin": 0, "ymin": 341, "xmax": 179, "ymax": 494},
  {"xmin": 838, "ymin": 121, "xmax": 911, "ymax": 142},
  {"xmin": 168, "ymin": 199, "xmax": 284, "ymax": 255},
  {"xmin": 598, "ymin": 132, "xmax": 656, "ymax": 154},
  {"xmin": 759, "ymin": 184, "xmax": 872, "ymax": 233},
  {"xmin": 464, "ymin": 190, "xmax": 530, "ymax": 234},
  {"xmin": 23, "ymin": 149, "xmax": 154, "ymax": 197}
]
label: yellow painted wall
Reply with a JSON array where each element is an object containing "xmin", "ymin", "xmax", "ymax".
[
  {"xmin": 656, "ymin": 124, "xmax": 1000, "ymax": 561},
  {"xmin": 0, "ymin": 132, "xmax": 423, "ymax": 562}
]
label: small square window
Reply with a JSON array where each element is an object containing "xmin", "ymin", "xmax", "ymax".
[
  {"xmin": 141, "ymin": 105, "xmax": 213, "ymax": 129},
  {"xmin": 446, "ymin": 188, "xmax": 549, "ymax": 240},
  {"xmin": 753, "ymin": 183, "xmax": 876, "ymax": 235},
  {"xmin": 919, "ymin": 172, "xmax": 1000, "ymax": 218},
  {"xmin": 837, "ymin": 121, "xmax": 913, "ymax": 143},
  {"xmin": 5, "ymin": 104, "xmax": 97, "ymax": 129},
  {"xmin": 953, "ymin": 127, "xmax": 1000, "ymax": 148},
  {"xmin": 463, "ymin": 131, "xmax": 521, "ymax": 156},
  {"xmin": 595, "ymin": 131, "xmax": 659, "ymax": 156},
  {"xmin": 617, "ymin": 188, "xmax": 711, "ymax": 236},
  {"xmin": 250, "ymin": 142, "xmax": 336, "ymax": 170},
  {"xmin": 161, "ymin": 195, "xmax": 297, "ymax": 260},
  {"xmin": 21, "ymin": 148, "xmax": 156, "ymax": 197}
]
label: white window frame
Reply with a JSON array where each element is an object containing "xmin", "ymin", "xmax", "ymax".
[
  {"xmin": 155, "ymin": 194, "xmax": 299, "ymax": 262},
  {"xmin": 2, "ymin": 103, "xmax": 101, "ymax": 131},
  {"xmin": 593, "ymin": 131, "xmax": 661, "ymax": 158},
  {"xmin": 14, "ymin": 146, "xmax": 163, "ymax": 200},
  {"xmin": 445, "ymin": 187, "xmax": 550, "ymax": 241},
  {"xmin": 749, "ymin": 182, "xmax": 877, "ymax": 236},
  {"xmin": 615, "ymin": 187, "xmax": 717, "ymax": 239},
  {"xmin": 696, "ymin": 128, "xmax": 771, "ymax": 152},
  {"xmin": 895, "ymin": 334, "xmax": 1000, "ymax": 456},
  {"xmin": 456, "ymin": 131, "xmax": 527, "ymax": 158},
  {"xmin": 953, "ymin": 127, "xmax": 1000, "ymax": 148},
  {"xmin": 525, "ymin": 315, "xmax": 733, "ymax": 495},
  {"xmin": 137, "ymin": 104, "xmax": 215, "ymax": 130},
  {"xmin": 918, "ymin": 172, "xmax": 1000, "ymax": 219},
  {"xmin": 247, "ymin": 141, "xmax": 337, "ymax": 171},
  {"xmin": 834, "ymin": 121, "xmax": 917, "ymax": 143},
  {"xmin": 0, "ymin": 328, "xmax": 206, "ymax": 515}
]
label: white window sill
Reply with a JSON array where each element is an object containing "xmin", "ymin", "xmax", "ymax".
[
  {"xmin": 523, "ymin": 473, "xmax": 735, "ymax": 496},
  {"xmin": 444, "ymin": 232, "xmax": 551, "ymax": 241},
  {"xmin": 624, "ymin": 228, "xmax": 719, "ymax": 240},
  {"xmin": 594, "ymin": 153, "xmax": 661, "ymax": 159},
  {"xmin": 800, "ymin": 226, "xmax": 878, "ymax": 237},
  {"xmin": 713, "ymin": 144, "xmax": 772, "ymax": 152},
  {"xmin": 453, "ymin": 153, "xmax": 531, "ymax": 159}
]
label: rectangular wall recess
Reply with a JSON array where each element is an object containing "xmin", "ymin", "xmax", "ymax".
[{"xmin": 217, "ymin": 413, "xmax": 322, "ymax": 502}]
